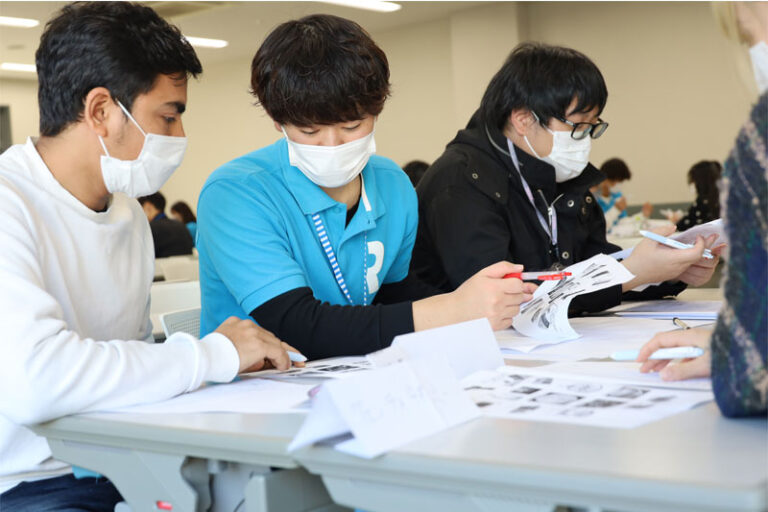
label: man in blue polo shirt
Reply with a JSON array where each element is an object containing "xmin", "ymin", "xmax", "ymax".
[{"xmin": 197, "ymin": 14, "xmax": 536, "ymax": 360}]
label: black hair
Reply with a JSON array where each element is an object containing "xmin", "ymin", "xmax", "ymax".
[
  {"xmin": 480, "ymin": 42, "xmax": 608, "ymax": 130},
  {"xmin": 36, "ymin": 1, "xmax": 202, "ymax": 137},
  {"xmin": 600, "ymin": 158, "xmax": 631, "ymax": 182},
  {"xmin": 688, "ymin": 160, "xmax": 721, "ymax": 213},
  {"xmin": 250, "ymin": 14, "xmax": 390, "ymax": 126},
  {"xmin": 402, "ymin": 160, "xmax": 429, "ymax": 187},
  {"xmin": 138, "ymin": 192, "xmax": 166, "ymax": 212},
  {"xmin": 171, "ymin": 200, "xmax": 197, "ymax": 224}
]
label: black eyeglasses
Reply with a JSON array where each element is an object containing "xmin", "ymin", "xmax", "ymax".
[{"xmin": 556, "ymin": 117, "xmax": 609, "ymax": 140}]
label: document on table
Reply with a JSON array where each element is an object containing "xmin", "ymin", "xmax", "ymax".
[
  {"xmin": 289, "ymin": 355, "xmax": 480, "ymax": 458},
  {"xmin": 537, "ymin": 361, "xmax": 712, "ymax": 391},
  {"xmin": 462, "ymin": 366, "xmax": 713, "ymax": 428},
  {"xmin": 289, "ymin": 319, "xmax": 499, "ymax": 458},
  {"xmin": 610, "ymin": 218, "xmax": 725, "ymax": 261},
  {"xmin": 512, "ymin": 254, "xmax": 635, "ymax": 343},
  {"xmin": 610, "ymin": 299, "xmax": 722, "ymax": 320},
  {"xmin": 255, "ymin": 356, "xmax": 372, "ymax": 384},
  {"xmin": 497, "ymin": 316, "xmax": 714, "ymax": 358},
  {"xmin": 105, "ymin": 377, "xmax": 314, "ymax": 415}
]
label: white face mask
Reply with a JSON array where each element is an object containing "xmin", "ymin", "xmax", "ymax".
[
  {"xmin": 749, "ymin": 41, "xmax": 768, "ymax": 94},
  {"xmin": 610, "ymin": 183, "xmax": 622, "ymax": 195},
  {"xmin": 524, "ymin": 112, "xmax": 591, "ymax": 183},
  {"xmin": 283, "ymin": 127, "xmax": 375, "ymax": 188},
  {"xmin": 99, "ymin": 101, "xmax": 187, "ymax": 198}
]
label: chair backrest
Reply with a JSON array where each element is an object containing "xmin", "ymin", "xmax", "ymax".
[
  {"xmin": 161, "ymin": 307, "xmax": 201, "ymax": 338},
  {"xmin": 160, "ymin": 257, "xmax": 199, "ymax": 282},
  {"xmin": 150, "ymin": 280, "xmax": 200, "ymax": 316}
]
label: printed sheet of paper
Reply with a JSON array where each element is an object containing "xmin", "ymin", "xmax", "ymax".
[
  {"xmin": 610, "ymin": 218, "xmax": 725, "ymax": 261},
  {"xmin": 610, "ymin": 299, "xmax": 722, "ymax": 320},
  {"xmin": 369, "ymin": 318, "xmax": 503, "ymax": 379},
  {"xmin": 255, "ymin": 356, "xmax": 371, "ymax": 385},
  {"xmin": 290, "ymin": 320, "xmax": 502, "ymax": 458},
  {"xmin": 512, "ymin": 254, "xmax": 635, "ymax": 342},
  {"xmin": 462, "ymin": 366, "xmax": 713, "ymax": 429},
  {"xmin": 538, "ymin": 361, "xmax": 712, "ymax": 392},
  {"xmin": 106, "ymin": 377, "xmax": 313, "ymax": 415},
  {"xmin": 498, "ymin": 316, "xmax": 714, "ymax": 358},
  {"xmin": 290, "ymin": 355, "xmax": 479, "ymax": 458}
]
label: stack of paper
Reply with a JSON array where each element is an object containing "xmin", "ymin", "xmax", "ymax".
[
  {"xmin": 611, "ymin": 300, "xmax": 721, "ymax": 320},
  {"xmin": 512, "ymin": 254, "xmax": 635, "ymax": 342}
]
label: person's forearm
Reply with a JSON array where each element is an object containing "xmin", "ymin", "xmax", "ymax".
[{"xmin": 412, "ymin": 293, "xmax": 458, "ymax": 331}]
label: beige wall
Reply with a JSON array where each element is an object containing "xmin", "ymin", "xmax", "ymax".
[
  {"xmin": 0, "ymin": 78, "xmax": 38, "ymax": 146},
  {"xmin": 0, "ymin": 2, "xmax": 757, "ymax": 212}
]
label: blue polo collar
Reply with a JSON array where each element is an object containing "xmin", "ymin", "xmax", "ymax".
[{"xmin": 278, "ymin": 138, "xmax": 386, "ymax": 225}]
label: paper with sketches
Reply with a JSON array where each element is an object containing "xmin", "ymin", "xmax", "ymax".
[
  {"xmin": 538, "ymin": 361, "xmax": 712, "ymax": 391},
  {"xmin": 462, "ymin": 366, "xmax": 713, "ymax": 428},
  {"xmin": 255, "ymin": 356, "xmax": 371, "ymax": 385},
  {"xmin": 672, "ymin": 218, "xmax": 724, "ymax": 245},
  {"xmin": 498, "ymin": 316, "xmax": 713, "ymax": 358},
  {"xmin": 512, "ymin": 254, "xmax": 634, "ymax": 342},
  {"xmin": 368, "ymin": 318, "xmax": 503, "ymax": 379},
  {"xmin": 289, "ymin": 355, "xmax": 479, "ymax": 458},
  {"xmin": 610, "ymin": 300, "xmax": 722, "ymax": 320},
  {"xmin": 106, "ymin": 377, "xmax": 313, "ymax": 415},
  {"xmin": 610, "ymin": 218, "xmax": 725, "ymax": 261}
]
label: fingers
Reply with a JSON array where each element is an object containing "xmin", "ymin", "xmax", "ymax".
[
  {"xmin": 652, "ymin": 224, "xmax": 677, "ymax": 237},
  {"xmin": 640, "ymin": 359, "xmax": 671, "ymax": 373},
  {"xmin": 282, "ymin": 342, "xmax": 306, "ymax": 368},
  {"xmin": 480, "ymin": 261, "xmax": 524, "ymax": 278},
  {"xmin": 636, "ymin": 330, "xmax": 692, "ymax": 361},
  {"xmin": 659, "ymin": 356, "xmax": 711, "ymax": 381},
  {"xmin": 261, "ymin": 337, "xmax": 291, "ymax": 371}
]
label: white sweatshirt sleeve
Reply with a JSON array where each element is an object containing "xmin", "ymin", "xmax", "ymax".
[{"xmin": 0, "ymin": 190, "xmax": 239, "ymax": 426}]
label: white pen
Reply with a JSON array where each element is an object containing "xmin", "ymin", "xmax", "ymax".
[
  {"xmin": 611, "ymin": 347, "xmax": 705, "ymax": 361},
  {"xmin": 639, "ymin": 230, "xmax": 714, "ymax": 259},
  {"xmin": 289, "ymin": 351, "xmax": 307, "ymax": 363}
]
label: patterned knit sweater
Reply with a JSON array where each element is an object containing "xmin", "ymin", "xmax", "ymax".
[{"xmin": 711, "ymin": 92, "xmax": 768, "ymax": 417}]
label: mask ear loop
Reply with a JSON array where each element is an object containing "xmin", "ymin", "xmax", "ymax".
[
  {"xmin": 98, "ymin": 100, "xmax": 147, "ymax": 157},
  {"xmin": 116, "ymin": 100, "xmax": 147, "ymax": 137},
  {"xmin": 97, "ymin": 136, "xmax": 111, "ymax": 158},
  {"xmin": 524, "ymin": 111, "xmax": 544, "ymax": 159}
]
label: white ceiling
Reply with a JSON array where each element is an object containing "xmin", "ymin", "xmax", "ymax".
[{"xmin": 0, "ymin": 1, "xmax": 488, "ymax": 80}]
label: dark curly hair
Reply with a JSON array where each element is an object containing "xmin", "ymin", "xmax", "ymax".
[
  {"xmin": 250, "ymin": 14, "xmax": 390, "ymax": 126},
  {"xmin": 36, "ymin": 1, "xmax": 202, "ymax": 136}
]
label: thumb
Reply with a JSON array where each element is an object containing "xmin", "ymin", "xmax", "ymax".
[
  {"xmin": 653, "ymin": 224, "xmax": 677, "ymax": 237},
  {"xmin": 480, "ymin": 261, "xmax": 523, "ymax": 278}
]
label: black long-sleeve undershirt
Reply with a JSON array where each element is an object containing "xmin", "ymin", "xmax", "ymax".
[{"xmin": 250, "ymin": 276, "xmax": 441, "ymax": 361}]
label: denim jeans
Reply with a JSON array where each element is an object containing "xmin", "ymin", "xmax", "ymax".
[{"xmin": 0, "ymin": 473, "xmax": 123, "ymax": 512}]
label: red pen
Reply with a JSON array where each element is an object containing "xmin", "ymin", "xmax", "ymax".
[{"xmin": 503, "ymin": 271, "xmax": 572, "ymax": 281}]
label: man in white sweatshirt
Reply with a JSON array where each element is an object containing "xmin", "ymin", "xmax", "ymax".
[{"xmin": 0, "ymin": 3, "xmax": 298, "ymax": 510}]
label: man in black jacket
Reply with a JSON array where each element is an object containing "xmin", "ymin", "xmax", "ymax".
[
  {"xmin": 139, "ymin": 192, "xmax": 194, "ymax": 258},
  {"xmin": 411, "ymin": 42, "xmax": 721, "ymax": 314}
]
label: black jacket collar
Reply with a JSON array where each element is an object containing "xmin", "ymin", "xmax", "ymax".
[{"xmin": 450, "ymin": 109, "xmax": 605, "ymax": 202}]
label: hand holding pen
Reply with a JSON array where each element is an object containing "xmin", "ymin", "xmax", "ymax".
[{"xmin": 635, "ymin": 318, "xmax": 713, "ymax": 381}]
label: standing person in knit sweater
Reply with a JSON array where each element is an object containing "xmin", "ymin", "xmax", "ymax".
[
  {"xmin": 637, "ymin": 1, "xmax": 767, "ymax": 417},
  {"xmin": 0, "ymin": 3, "xmax": 298, "ymax": 510}
]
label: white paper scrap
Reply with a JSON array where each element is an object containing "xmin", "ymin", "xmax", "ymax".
[
  {"xmin": 512, "ymin": 254, "xmax": 635, "ymax": 342},
  {"xmin": 371, "ymin": 318, "xmax": 503, "ymax": 379},
  {"xmin": 289, "ymin": 355, "xmax": 480, "ymax": 458},
  {"xmin": 462, "ymin": 366, "xmax": 712, "ymax": 429},
  {"xmin": 106, "ymin": 377, "xmax": 313, "ymax": 415}
]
